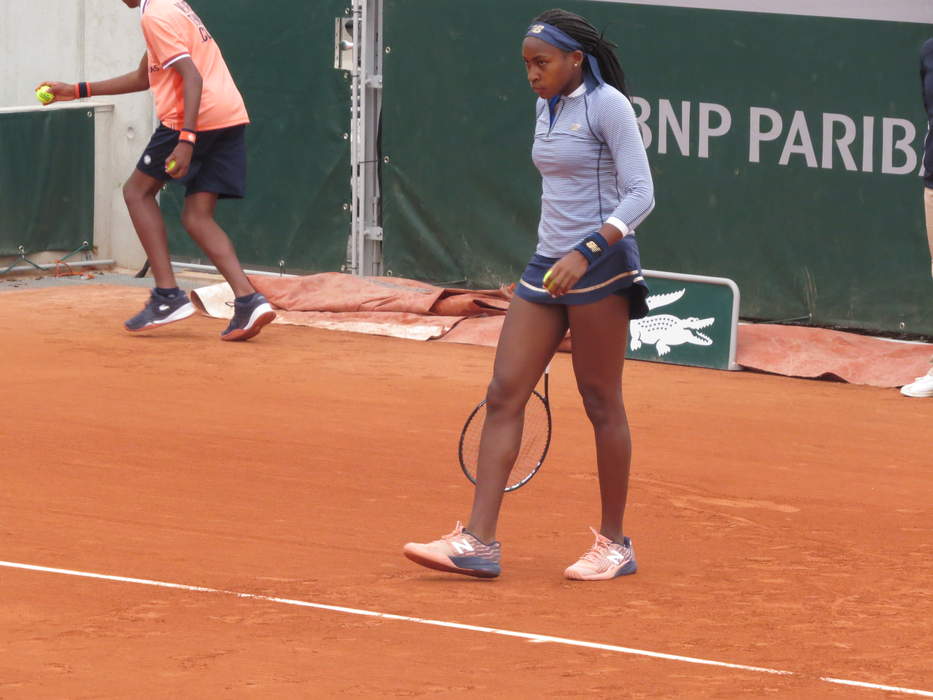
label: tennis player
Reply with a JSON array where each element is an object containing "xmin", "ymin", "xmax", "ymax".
[
  {"xmin": 901, "ymin": 37, "xmax": 933, "ymax": 397},
  {"xmin": 404, "ymin": 9, "xmax": 654, "ymax": 580},
  {"xmin": 37, "ymin": 0, "xmax": 275, "ymax": 341}
]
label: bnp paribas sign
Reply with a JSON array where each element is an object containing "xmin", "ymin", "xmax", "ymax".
[{"xmin": 626, "ymin": 270, "xmax": 741, "ymax": 371}]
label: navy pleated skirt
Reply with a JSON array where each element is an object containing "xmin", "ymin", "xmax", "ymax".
[{"xmin": 514, "ymin": 234, "xmax": 649, "ymax": 319}]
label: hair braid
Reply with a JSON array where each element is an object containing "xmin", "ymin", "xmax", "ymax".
[{"xmin": 533, "ymin": 8, "xmax": 628, "ymax": 97}]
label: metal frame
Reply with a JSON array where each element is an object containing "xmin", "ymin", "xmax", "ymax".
[
  {"xmin": 339, "ymin": 0, "xmax": 384, "ymax": 277},
  {"xmin": 642, "ymin": 269, "xmax": 742, "ymax": 370}
]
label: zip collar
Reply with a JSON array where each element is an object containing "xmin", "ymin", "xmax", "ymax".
[{"xmin": 566, "ymin": 82, "xmax": 587, "ymax": 99}]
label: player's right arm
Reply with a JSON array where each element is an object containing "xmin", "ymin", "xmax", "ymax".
[{"xmin": 35, "ymin": 53, "xmax": 149, "ymax": 104}]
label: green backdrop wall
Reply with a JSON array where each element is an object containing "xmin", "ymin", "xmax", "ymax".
[
  {"xmin": 0, "ymin": 108, "xmax": 94, "ymax": 256},
  {"xmin": 381, "ymin": 0, "xmax": 933, "ymax": 335},
  {"xmin": 161, "ymin": 0, "xmax": 351, "ymax": 273}
]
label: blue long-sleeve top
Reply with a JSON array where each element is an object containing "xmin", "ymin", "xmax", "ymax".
[
  {"xmin": 531, "ymin": 74, "xmax": 655, "ymax": 258},
  {"xmin": 921, "ymin": 38, "xmax": 933, "ymax": 187}
]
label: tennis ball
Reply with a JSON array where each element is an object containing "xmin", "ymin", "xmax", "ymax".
[
  {"xmin": 165, "ymin": 159, "xmax": 177, "ymax": 173},
  {"xmin": 36, "ymin": 85, "xmax": 54, "ymax": 105}
]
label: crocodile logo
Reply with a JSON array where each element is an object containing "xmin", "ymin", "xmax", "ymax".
[{"xmin": 629, "ymin": 289, "xmax": 715, "ymax": 357}]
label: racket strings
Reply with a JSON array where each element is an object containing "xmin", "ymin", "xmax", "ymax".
[{"xmin": 461, "ymin": 392, "xmax": 550, "ymax": 490}]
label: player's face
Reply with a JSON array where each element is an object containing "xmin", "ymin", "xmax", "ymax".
[{"xmin": 522, "ymin": 37, "xmax": 581, "ymax": 100}]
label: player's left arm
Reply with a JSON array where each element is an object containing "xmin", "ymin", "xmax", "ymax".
[
  {"xmin": 164, "ymin": 57, "xmax": 203, "ymax": 179},
  {"xmin": 598, "ymin": 91, "xmax": 655, "ymax": 244},
  {"xmin": 922, "ymin": 41, "xmax": 933, "ymax": 276},
  {"xmin": 544, "ymin": 91, "xmax": 655, "ymax": 297}
]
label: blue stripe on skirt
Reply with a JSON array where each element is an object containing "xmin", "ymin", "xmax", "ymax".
[{"xmin": 514, "ymin": 235, "xmax": 649, "ymax": 318}]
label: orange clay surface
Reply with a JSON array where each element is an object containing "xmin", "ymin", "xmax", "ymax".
[{"xmin": 0, "ymin": 285, "xmax": 931, "ymax": 698}]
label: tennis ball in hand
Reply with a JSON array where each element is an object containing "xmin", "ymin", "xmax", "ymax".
[
  {"xmin": 36, "ymin": 86, "xmax": 55, "ymax": 104},
  {"xmin": 165, "ymin": 159, "xmax": 177, "ymax": 173}
]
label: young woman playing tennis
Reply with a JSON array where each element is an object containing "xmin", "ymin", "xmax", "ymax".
[
  {"xmin": 404, "ymin": 9, "xmax": 655, "ymax": 580},
  {"xmin": 38, "ymin": 0, "xmax": 275, "ymax": 341}
]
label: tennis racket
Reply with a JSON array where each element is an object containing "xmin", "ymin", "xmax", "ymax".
[{"xmin": 458, "ymin": 365, "xmax": 552, "ymax": 492}]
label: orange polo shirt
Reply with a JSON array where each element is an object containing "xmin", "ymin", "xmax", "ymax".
[{"xmin": 140, "ymin": 0, "xmax": 249, "ymax": 131}]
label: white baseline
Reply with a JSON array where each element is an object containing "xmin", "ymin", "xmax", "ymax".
[{"xmin": 1, "ymin": 560, "xmax": 931, "ymax": 698}]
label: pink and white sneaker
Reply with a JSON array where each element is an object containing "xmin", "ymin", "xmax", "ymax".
[
  {"xmin": 403, "ymin": 522, "xmax": 501, "ymax": 578},
  {"xmin": 564, "ymin": 528, "xmax": 637, "ymax": 581}
]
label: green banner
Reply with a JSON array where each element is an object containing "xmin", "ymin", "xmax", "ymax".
[
  {"xmin": 0, "ymin": 108, "xmax": 94, "ymax": 256},
  {"xmin": 161, "ymin": 0, "xmax": 351, "ymax": 273},
  {"xmin": 382, "ymin": 0, "xmax": 933, "ymax": 335},
  {"xmin": 627, "ymin": 272, "xmax": 738, "ymax": 370}
]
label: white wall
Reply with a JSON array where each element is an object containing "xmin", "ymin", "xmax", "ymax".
[
  {"xmin": 0, "ymin": 0, "xmax": 154, "ymax": 268},
  {"xmin": 589, "ymin": 0, "xmax": 933, "ymax": 23}
]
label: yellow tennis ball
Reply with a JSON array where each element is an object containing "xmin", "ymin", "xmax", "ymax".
[
  {"xmin": 166, "ymin": 159, "xmax": 177, "ymax": 173},
  {"xmin": 36, "ymin": 86, "xmax": 54, "ymax": 104}
]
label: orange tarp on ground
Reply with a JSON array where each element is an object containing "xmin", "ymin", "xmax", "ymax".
[
  {"xmin": 251, "ymin": 273, "xmax": 509, "ymax": 316},
  {"xmin": 189, "ymin": 273, "xmax": 932, "ymax": 388},
  {"xmin": 190, "ymin": 273, "xmax": 511, "ymax": 343},
  {"xmin": 736, "ymin": 323, "xmax": 932, "ymax": 388}
]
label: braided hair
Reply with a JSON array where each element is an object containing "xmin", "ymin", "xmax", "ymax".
[{"xmin": 533, "ymin": 8, "xmax": 628, "ymax": 97}]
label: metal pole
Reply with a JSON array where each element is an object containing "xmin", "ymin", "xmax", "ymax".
[
  {"xmin": 349, "ymin": 4, "xmax": 362, "ymax": 275},
  {"xmin": 336, "ymin": 1, "xmax": 383, "ymax": 277},
  {"xmin": 359, "ymin": 0, "xmax": 384, "ymax": 277}
]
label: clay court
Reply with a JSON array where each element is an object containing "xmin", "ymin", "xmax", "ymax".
[{"xmin": 0, "ymin": 283, "xmax": 930, "ymax": 697}]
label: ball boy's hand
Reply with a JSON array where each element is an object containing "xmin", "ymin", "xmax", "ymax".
[
  {"xmin": 165, "ymin": 143, "xmax": 194, "ymax": 179},
  {"xmin": 34, "ymin": 82, "xmax": 77, "ymax": 104}
]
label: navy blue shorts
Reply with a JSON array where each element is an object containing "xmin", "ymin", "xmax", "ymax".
[
  {"xmin": 136, "ymin": 123, "xmax": 247, "ymax": 199},
  {"xmin": 515, "ymin": 235, "xmax": 650, "ymax": 319}
]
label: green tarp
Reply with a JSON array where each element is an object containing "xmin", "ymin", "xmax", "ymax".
[
  {"xmin": 0, "ymin": 109, "xmax": 94, "ymax": 256},
  {"xmin": 382, "ymin": 0, "xmax": 933, "ymax": 334},
  {"xmin": 161, "ymin": 0, "xmax": 351, "ymax": 273}
]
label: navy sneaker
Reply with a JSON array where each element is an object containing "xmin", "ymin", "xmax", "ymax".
[
  {"xmin": 124, "ymin": 289, "xmax": 196, "ymax": 332},
  {"xmin": 221, "ymin": 293, "xmax": 276, "ymax": 341}
]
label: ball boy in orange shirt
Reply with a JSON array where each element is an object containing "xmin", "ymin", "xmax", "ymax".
[{"xmin": 39, "ymin": 0, "xmax": 275, "ymax": 341}]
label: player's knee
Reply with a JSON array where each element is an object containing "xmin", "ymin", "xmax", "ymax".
[
  {"xmin": 485, "ymin": 376, "xmax": 525, "ymax": 415},
  {"xmin": 180, "ymin": 206, "xmax": 208, "ymax": 233},
  {"xmin": 577, "ymin": 383, "xmax": 622, "ymax": 427},
  {"xmin": 122, "ymin": 180, "xmax": 148, "ymax": 207}
]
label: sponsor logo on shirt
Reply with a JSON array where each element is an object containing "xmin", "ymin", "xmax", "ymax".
[{"xmin": 173, "ymin": 0, "xmax": 212, "ymax": 43}]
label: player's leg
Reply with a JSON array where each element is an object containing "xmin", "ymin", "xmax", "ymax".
[
  {"xmin": 901, "ymin": 188, "xmax": 933, "ymax": 396},
  {"xmin": 181, "ymin": 193, "xmax": 274, "ymax": 341},
  {"xmin": 122, "ymin": 169, "xmax": 195, "ymax": 332},
  {"xmin": 466, "ymin": 296, "xmax": 568, "ymax": 541},
  {"xmin": 403, "ymin": 297, "xmax": 566, "ymax": 578},
  {"xmin": 563, "ymin": 292, "xmax": 638, "ymax": 580},
  {"xmin": 182, "ymin": 126, "xmax": 275, "ymax": 341},
  {"xmin": 123, "ymin": 169, "xmax": 176, "ymax": 289},
  {"xmin": 180, "ymin": 192, "xmax": 254, "ymax": 297}
]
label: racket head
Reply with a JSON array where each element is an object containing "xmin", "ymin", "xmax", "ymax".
[{"xmin": 458, "ymin": 388, "xmax": 552, "ymax": 492}]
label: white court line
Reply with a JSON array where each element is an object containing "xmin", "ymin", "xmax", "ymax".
[{"xmin": 1, "ymin": 560, "xmax": 931, "ymax": 697}]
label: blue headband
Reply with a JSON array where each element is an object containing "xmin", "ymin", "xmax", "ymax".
[{"xmin": 525, "ymin": 22, "xmax": 605, "ymax": 85}]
